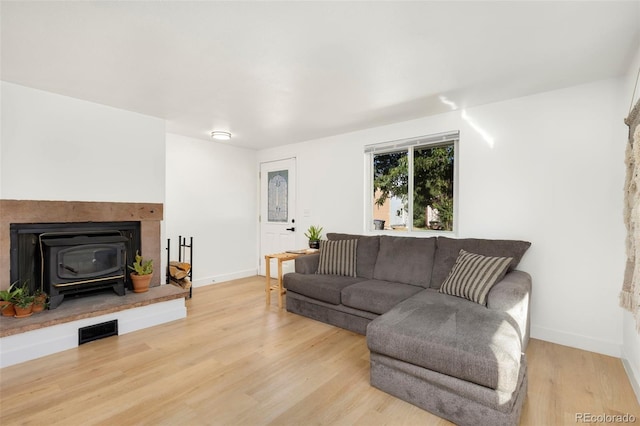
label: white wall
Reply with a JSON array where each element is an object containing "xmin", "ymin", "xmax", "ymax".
[
  {"xmin": 258, "ymin": 78, "xmax": 626, "ymax": 358},
  {"xmin": 0, "ymin": 82, "xmax": 260, "ymax": 287},
  {"xmin": 620, "ymin": 46, "xmax": 640, "ymax": 403},
  {"xmin": 165, "ymin": 133, "xmax": 258, "ymax": 286},
  {"xmin": 1, "ymin": 82, "xmax": 165, "ymax": 202}
]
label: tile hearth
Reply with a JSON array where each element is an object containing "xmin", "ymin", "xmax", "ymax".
[{"xmin": 0, "ymin": 285, "xmax": 188, "ymax": 338}]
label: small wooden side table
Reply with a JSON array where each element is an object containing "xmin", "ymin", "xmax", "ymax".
[{"xmin": 265, "ymin": 251, "xmax": 306, "ymax": 308}]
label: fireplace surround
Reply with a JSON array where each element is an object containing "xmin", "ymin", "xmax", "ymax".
[{"xmin": 0, "ymin": 200, "xmax": 163, "ymax": 296}]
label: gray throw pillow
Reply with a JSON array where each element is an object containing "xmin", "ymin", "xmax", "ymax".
[
  {"xmin": 431, "ymin": 237, "xmax": 531, "ymax": 289},
  {"xmin": 327, "ymin": 233, "xmax": 380, "ymax": 278},
  {"xmin": 439, "ymin": 249, "xmax": 513, "ymax": 305},
  {"xmin": 316, "ymin": 239, "xmax": 358, "ymax": 277}
]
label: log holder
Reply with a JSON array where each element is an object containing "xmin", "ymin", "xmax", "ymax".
[{"xmin": 166, "ymin": 236, "xmax": 193, "ymax": 298}]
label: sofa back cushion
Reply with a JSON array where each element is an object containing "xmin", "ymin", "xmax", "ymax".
[
  {"xmin": 372, "ymin": 236, "xmax": 436, "ymax": 287},
  {"xmin": 431, "ymin": 237, "xmax": 531, "ymax": 289},
  {"xmin": 327, "ymin": 233, "xmax": 380, "ymax": 279}
]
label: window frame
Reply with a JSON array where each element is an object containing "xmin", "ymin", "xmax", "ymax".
[{"xmin": 365, "ymin": 131, "xmax": 459, "ymax": 235}]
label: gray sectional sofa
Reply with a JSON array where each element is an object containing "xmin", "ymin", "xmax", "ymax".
[{"xmin": 283, "ymin": 233, "xmax": 531, "ymax": 426}]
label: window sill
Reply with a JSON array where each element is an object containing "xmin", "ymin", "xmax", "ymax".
[{"xmin": 364, "ymin": 229, "xmax": 457, "ymax": 238}]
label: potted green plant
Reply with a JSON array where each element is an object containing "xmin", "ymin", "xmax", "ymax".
[
  {"xmin": 13, "ymin": 284, "xmax": 34, "ymax": 318},
  {"xmin": 32, "ymin": 289, "xmax": 48, "ymax": 313},
  {"xmin": 0, "ymin": 281, "xmax": 20, "ymax": 317},
  {"xmin": 304, "ymin": 225, "xmax": 323, "ymax": 249},
  {"xmin": 128, "ymin": 251, "xmax": 153, "ymax": 293}
]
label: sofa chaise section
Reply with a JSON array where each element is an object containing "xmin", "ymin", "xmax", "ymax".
[{"xmin": 367, "ymin": 279, "xmax": 531, "ymax": 426}]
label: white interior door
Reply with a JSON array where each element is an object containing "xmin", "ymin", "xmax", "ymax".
[{"xmin": 260, "ymin": 158, "xmax": 297, "ymax": 277}]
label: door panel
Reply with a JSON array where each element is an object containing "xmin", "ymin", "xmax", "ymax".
[{"xmin": 260, "ymin": 158, "xmax": 296, "ymax": 277}]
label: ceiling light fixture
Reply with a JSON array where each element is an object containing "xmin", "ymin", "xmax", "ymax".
[{"xmin": 211, "ymin": 131, "xmax": 232, "ymax": 141}]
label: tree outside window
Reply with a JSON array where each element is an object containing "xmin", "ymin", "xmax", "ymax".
[{"xmin": 371, "ymin": 138, "xmax": 456, "ymax": 232}]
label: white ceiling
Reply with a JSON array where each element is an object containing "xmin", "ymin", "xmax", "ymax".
[{"xmin": 2, "ymin": 1, "xmax": 639, "ymax": 150}]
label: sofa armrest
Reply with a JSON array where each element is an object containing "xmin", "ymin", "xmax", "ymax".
[
  {"xmin": 295, "ymin": 253, "xmax": 320, "ymax": 274},
  {"xmin": 487, "ymin": 270, "xmax": 532, "ymax": 350}
]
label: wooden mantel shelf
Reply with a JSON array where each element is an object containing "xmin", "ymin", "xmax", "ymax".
[{"xmin": 0, "ymin": 199, "xmax": 163, "ymax": 222}]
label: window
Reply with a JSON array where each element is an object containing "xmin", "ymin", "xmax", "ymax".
[
  {"xmin": 267, "ymin": 170, "xmax": 289, "ymax": 222},
  {"xmin": 366, "ymin": 131, "xmax": 458, "ymax": 232}
]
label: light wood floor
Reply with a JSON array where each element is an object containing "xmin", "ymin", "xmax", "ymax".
[{"xmin": 1, "ymin": 276, "xmax": 638, "ymax": 425}]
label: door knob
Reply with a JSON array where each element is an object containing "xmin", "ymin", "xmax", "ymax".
[{"xmin": 286, "ymin": 227, "xmax": 295, "ymax": 232}]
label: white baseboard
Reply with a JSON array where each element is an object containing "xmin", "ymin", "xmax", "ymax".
[
  {"xmin": 0, "ymin": 298, "xmax": 186, "ymax": 369},
  {"xmin": 192, "ymin": 269, "xmax": 257, "ymax": 287},
  {"xmin": 531, "ymin": 325, "xmax": 621, "ymax": 358},
  {"xmin": 622, "ymin": 348, "xmax": 640, "ymax": 405}
]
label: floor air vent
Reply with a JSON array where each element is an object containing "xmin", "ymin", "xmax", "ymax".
[{"xmin": 78, "ymin": 320, "xmax": 118, "ymax": 345}]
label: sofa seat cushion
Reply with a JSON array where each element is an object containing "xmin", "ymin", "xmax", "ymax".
[
  {"xmin": 367, "ymin": 290, "xmax": 522, "ymax": 393},
  {"xmin": 341, "ymin": 280, "xmax": 424, "ymax": 315},
  {"xmin": 372, "ymin": 236, "xmax": 436, "ymax": 287},
  {"xmin": 283, "ymin": 273, "xmax": 366, "ymax": 305}
]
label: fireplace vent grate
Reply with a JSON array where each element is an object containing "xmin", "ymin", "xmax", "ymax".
[{"xmin": 78, "ymin": 320, "xmax": 118, "ymax": 345}]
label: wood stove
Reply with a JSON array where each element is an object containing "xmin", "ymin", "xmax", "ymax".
[
  {"xmin": 9, "ymin": 221, "xmax": 141, "ymax": 310},
  {"xmin": 40, "ymin": 231, "xmax": 128, "ymax": 309}
]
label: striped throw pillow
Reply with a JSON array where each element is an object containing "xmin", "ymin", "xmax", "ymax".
[
  {"xmin": 316, "ymin": 239, "xmax": 358, "ymax": 277},
  {"xmin": 439, "ymin": 249, "xmax": 513, "ymax": 305}
]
